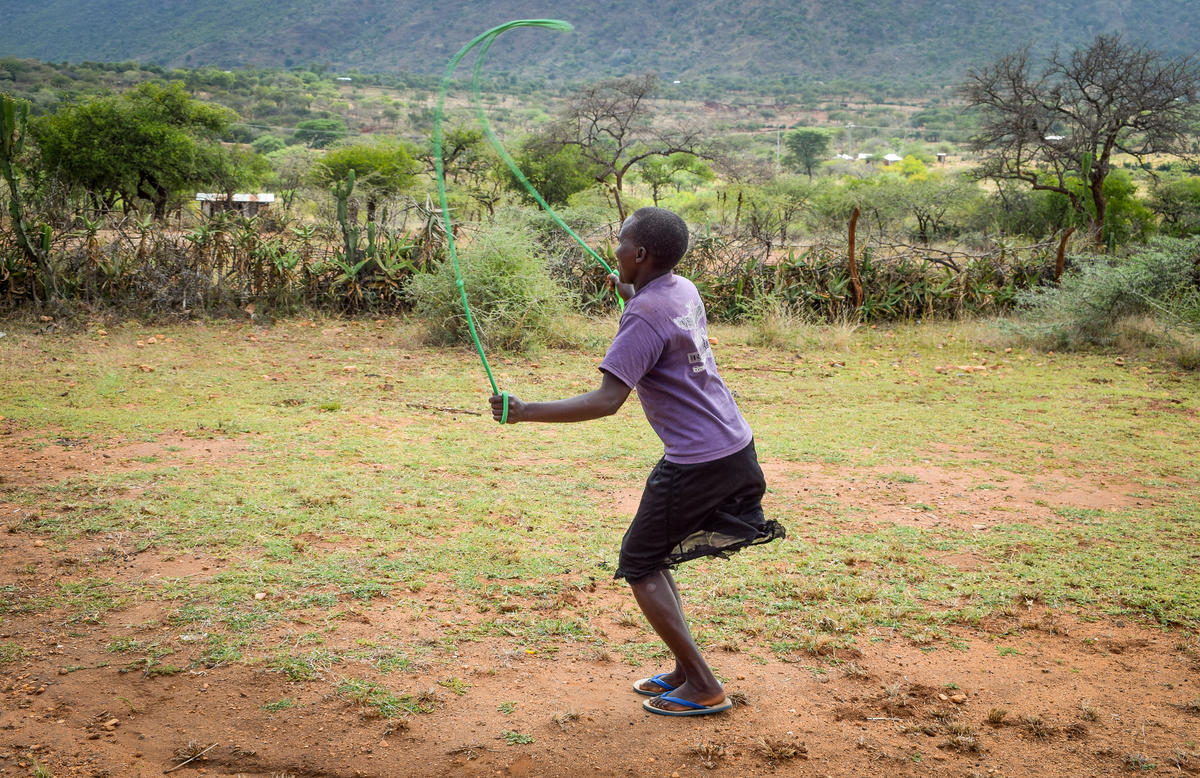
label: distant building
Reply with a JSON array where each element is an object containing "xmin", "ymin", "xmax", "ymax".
[
  {"xmin": 936, "ymin": 152, "xmax": 948, "ymax": 163},
  {"xmin": 882, "ymin": 153, "xmax": 903, "ymax": 165},
  {"xmin": 195, "ymin": 193, "xmax": 275, "ymax": 218}
]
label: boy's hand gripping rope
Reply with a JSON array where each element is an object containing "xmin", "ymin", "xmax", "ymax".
[{"xmin": 433, "ymin": 20, "xmax": 622, "ymax": 424}]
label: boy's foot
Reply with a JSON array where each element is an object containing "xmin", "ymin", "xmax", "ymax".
[
  {"xmin": 642, "ymin": 681, "xmax": 728, "ymax": 715},
  {"xmin": 643, "ymin": 694, "xmax": 732, "ymax": 717},
  {"xmin": 633, "ymin": 672, "xmax": 682, "ymax": 696}
]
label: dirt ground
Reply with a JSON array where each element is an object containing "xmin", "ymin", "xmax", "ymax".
[{"xmin": 2, "ymin": 431, "xmax": 1198, "ymax": 777}]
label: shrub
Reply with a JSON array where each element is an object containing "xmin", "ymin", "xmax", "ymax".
[
  {"xmin": 526, "ymin": 205, "xmax": 618, "ymax": 314},
  {"xmin": 1008, "ymin": 237, "xmax": 1200, "ymax": 349},
  {"xmin": 406, "ymin": 215, "xmax": 577, "ymax": 352}
]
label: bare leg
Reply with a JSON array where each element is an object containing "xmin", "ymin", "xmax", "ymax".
[
  {"xmin": 629, "ymin": 569, "xmax": 725, "ymax": 710},
  {"xmin": 633, "ymin": 572, "xmax": 687, "ymax": 693}
]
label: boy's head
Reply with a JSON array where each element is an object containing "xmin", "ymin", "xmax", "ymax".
[{"xmin": 622, "ymin": 207, "xmax": 689, "ymax": 270}]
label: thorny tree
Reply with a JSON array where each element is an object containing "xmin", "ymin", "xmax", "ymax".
[
  {"xmin": 962, "ymin": 34, "xmax": 1200, "ymax": 247},
  {"xmin": 544, "ymin": 73, "xmax": 705, "ymax": 221}
]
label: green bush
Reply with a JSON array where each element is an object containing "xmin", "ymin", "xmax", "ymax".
[
  {"xmin": 1009, "ymin": 237, "xmax": 1200, "ymax": 349},
  {"xmin": 406, "ymin": 215, "xmax": 577, "ymax": 352}
]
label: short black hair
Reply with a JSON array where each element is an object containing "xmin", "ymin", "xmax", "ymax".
[{"xmin": 626, "ymin": 207, "xmax": 689, "ymax": 269}]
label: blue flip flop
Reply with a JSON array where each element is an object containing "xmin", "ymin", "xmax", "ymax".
[
  {"xmin": 643, "ymin": 695, "xmax": 733, "ymax": 716},
  {"xmin": 633, "ymin": 673, "xmax": 677, "ymax": 697}
]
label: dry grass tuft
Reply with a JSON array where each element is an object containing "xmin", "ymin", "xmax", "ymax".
[
  {"xmin": 382, "ymin": 719, "xmax": 410, "ymax": 734},
  {"xmin": 941, "ymin": 733, "xmax": 980, "ymax": 753},
  {"xmin": 691, "ymin": 739, "xmax": 726, "ymax": 769},
  {"xmin": 1018, "ymin": 615, "xmax": 1063, "ymax": 635},
  {"xmin": 1019, "ymin": 714, "xmax": 1055, "ymax": 740},
  {"xmin": 551, "ymin": 709, "xmax": 580, "ymax": 731},
  {"xmin": 586, "ymin": 646, "xmax": 613, "ymax": 663},
  {"xmin": 754, "ymin": 736, "xmax": 808, "ymax": 762},
  {"xmin": 1062, "ymin": 721, "xmax": 1089, "ymax": 739},
  {"xmin": 445, "ymin": 744, "xmax": 489, "ymax": 761},
  {"xmin": 841, "ymin": 661, "xmax": 870, "ymax": 680},
  {"xmin": 986, "ymin": 707, "xmax": 1008, "ymax": 727},
  {"xmin": 172, "ymin": 740, "xmax": 208, "ymax": 761},
  {"xmin": 930, "ymin": 707, "xmax": 958, "ymax": 726},
  {"xmin": 613, "ymin": 609, "xmax": 642, "ymax": 628},
  {"xmin": 1124, "ymin": 753, "xmax": 1157, "ymax": 770},
  {"xmin": 946, "ymin": 721, "xmax": 975, "ymax": 738},
  {"xmin": 1172, "ymin": 339, "xmax": 1200, "ymax": 371},
  {"xmin": 727, "ymin": 690, "xmax": 751, "ymax": 707},
  {"xmin": 1167, "ymin": 749, "xmax": 1198, "ymax": 771}
]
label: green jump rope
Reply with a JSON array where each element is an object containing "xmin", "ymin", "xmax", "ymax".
[{"xmin": 432, "ymin": 19, "xmax": 622, "ymax": 424}]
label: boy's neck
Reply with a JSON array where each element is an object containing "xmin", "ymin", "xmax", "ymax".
[{"xmin": 634, "ymin": 268, "xmax": 672, "ymax": 292}]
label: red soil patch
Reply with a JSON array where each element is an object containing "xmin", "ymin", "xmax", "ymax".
[
  {"xmin": 0, "ymin": 428, "xmax": 248, "ymax": 487},
  {"xmin": 1, "ymin": 436, "xmax": 1197, "ymax": 777}
]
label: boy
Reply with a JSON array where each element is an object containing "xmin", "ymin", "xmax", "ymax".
[{"xmin": 490, "ymin": 207, "xmax": 784, "ymax": 717}]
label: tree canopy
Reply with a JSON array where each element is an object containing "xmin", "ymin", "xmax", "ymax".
[
  {"xmin": 311, "ymin": 138, "xmax": 419, "ymax": 221},
  {"xmin": 782, "ymin": 128, "xmax": 831, "ymax": 179},
  {"xmin": 292, "ymin": 117, "xmax": 347, "ymax": 148},
  {"xmin": 963, "ymin": 34, "xmax": 1200, "ymax": 246},
  {"xmin": 33, "ymin": 81, "xmax": 244, "ymax": 217},
  {"xmin": 503, "ymin": 140, "xmax": 596, "ymax": 208},
  {"xmin": 544, "ymin": 73, "xmax": 706, "ymax": 220}
]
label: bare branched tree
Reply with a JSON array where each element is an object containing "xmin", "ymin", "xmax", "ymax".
[
  {"xmin": 545, "ymin": 73, "xmax": 706, "ymax": 220},
  {"xmin": 962, "ymin": 34, "xmax": 1200, "ymax": 246}
]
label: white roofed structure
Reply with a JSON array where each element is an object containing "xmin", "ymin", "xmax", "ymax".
[{"xmin": 195, "ymin": 193, "xmax": 276, "ymax": 217}]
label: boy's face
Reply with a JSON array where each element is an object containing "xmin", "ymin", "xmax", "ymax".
[{"xmin": 614, "ymin": 216, "xmax": 646, "ymax": 284}]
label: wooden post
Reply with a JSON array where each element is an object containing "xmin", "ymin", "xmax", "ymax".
[
  {"xmin": 1055, "ymin": 227, "xmax": 1075, "ymax": 282},
  {"xmin": 848, "ymin": 206, "xmax": 863, "ymax": 310}
]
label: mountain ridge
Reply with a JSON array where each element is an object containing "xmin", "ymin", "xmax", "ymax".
[{"xmin": 1, "ymin": 0, "xmax": 1196, "ymax": 87}]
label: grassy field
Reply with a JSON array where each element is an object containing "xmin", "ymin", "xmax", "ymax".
[{"xmin": 1, "ymin": 315, "xmax": 1198, "ymax": 775}]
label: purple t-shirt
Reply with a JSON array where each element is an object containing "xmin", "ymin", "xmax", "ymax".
[{"xmin": 600, "ymin": 273, "xmax": 752, "ymax": 464}]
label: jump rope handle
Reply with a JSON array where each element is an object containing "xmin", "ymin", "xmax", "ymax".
[{"xmin": 500, "ymin": 391, "xmax": 509, "ymax": 424}]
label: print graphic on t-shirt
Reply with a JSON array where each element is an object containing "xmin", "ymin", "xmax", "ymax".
[{"xmin": 673, "ymin": 302, "xmax": 713, "ymax": 374}]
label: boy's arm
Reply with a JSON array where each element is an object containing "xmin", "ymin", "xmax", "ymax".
[{"xmin": 490, "ymin": 371, "xmax": 631, "ymax": 424}]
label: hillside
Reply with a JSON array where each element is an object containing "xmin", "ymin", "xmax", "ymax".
[{"xmin": 0, "ymin": 0, "xmax": 1196, "ymax": 88}]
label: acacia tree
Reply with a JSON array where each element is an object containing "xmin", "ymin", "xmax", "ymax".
[
  {"xmin": 544, "ymin": 73, "xmax": 705, "ymax": 220},
  {"xmin": 963, "ymin": 34, "xmax": 1200, "ymax": 247},
  {"xmin": 504, "ymin": 140, "xmax": 596, "ymax": 207},
  {"xmin": 312, "ymin": 139, "xmax": 418, "ymax": 222},
  {"xmin": 637, "ymin": 152, "xmax": 713, "ymax": 205},
  {"xmin": 894, "ymin": 175, "xmax": 980, "ymax": 244},
  {"xmin": 782, "ymin": 128, "xmax": 831, "ymax": 179},
  {"xmin": 33, "ymin": 82, "xmax": 240, "ymax": 218}
]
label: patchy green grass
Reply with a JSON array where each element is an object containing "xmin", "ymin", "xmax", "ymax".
[
  {"xmin": 336, "ymin": 678, "xmax": 438, "ymax": 718},
  {"xmin": 1, "ymin": 316, "xmax": 1197, "ymax": 685},
  {"xmin": 0, "ymin": 642, "xmax": 31, "ymax": 665},
  {"xmin": 263, "ymin": 697, "xmax": 297, "ymax": 713}
]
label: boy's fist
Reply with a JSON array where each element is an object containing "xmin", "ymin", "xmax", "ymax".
[{"xmin": 490, "ymin": 393, "xmax": 523, "ymax": 423}]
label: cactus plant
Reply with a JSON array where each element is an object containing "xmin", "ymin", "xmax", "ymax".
[
  {"xmin": 1, "ymin": 93, "xmax": 57, "ymax": 298},
  {"xmin": 332, "ymin": 167, "xmax": 359, "ymax": 263}
]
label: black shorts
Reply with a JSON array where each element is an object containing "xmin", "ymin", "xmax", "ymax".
[{"xmin": 614, "ymin": 440, "xmax": 785, "ymax": 582}]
